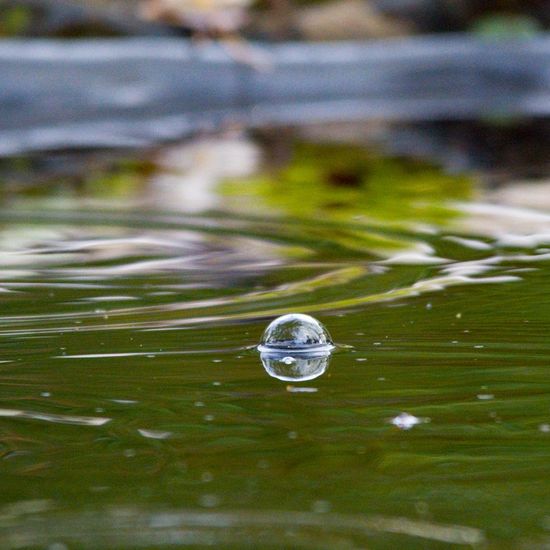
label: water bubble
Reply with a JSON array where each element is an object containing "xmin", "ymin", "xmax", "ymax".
[
  {"xmin": 477, "ymin": 393, "xmax": 494, "ymax": 400},
  {"xmin": 391, "ymin": 412, "xmax": 423, "ymax": 430},
  {"xmin": 258, "ymin": 314, "xmax": 334, "ymax": 381},
  {"xmin": 258, "ymin": 313, "xmax": 333, "ymax": 353}
]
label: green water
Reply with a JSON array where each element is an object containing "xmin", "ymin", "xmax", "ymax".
[{"xmin": 0, "ymin": 139, "xmax": 549, "ymax": 549}]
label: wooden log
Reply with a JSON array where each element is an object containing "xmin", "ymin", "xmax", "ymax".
[{"xmin": 0, "ymin": 34, "xmax": 549, "ymax": 156}]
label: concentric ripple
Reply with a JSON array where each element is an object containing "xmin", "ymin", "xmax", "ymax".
[
  {"xmin": 0, "ymin": 177, "xmax": 550, "ymax": 548},
  {"xmin": 0, "ymin": 204, "xmax": 533, "ymax": 341}
]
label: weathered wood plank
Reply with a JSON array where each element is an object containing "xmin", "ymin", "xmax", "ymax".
[{"xmin": 0, "ymin": 35, "xmax": 549, "ymax": 155}]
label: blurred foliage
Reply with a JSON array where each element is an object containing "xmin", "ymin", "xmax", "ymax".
[
  {"xmin": 221, "ymin": 142, "xmax": 472, "ymax": 225},
  {"xmin": 0, "ymin": 155, "xmax": 151, "ymax": 200},
  {"xmin": 82, "ymin": 158, "xmax": 151, "ymax": 198},
  {"xmin": 0, "ymin": 4, "xmax": 31, "ymax": 36},
  {"xmin": 472, "ymin": 14, "xmax": 542, "ymax": 38}
]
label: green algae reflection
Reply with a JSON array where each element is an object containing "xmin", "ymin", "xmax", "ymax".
[{"xmin": 221, "ymin": 142, "xmax": 472, "ymax": 226}]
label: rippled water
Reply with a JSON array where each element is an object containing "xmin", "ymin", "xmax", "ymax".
[{"xmin": 1, "ymin": 136, "xmax": 550, "ymax": 548}]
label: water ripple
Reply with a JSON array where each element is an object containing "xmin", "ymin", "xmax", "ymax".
[{"xmin": 0, "ymin": 408, "xmax": 110, "ymax": 426}]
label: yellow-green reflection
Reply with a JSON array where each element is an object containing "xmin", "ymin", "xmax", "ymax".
[{"xmin": 221, "ymin": 142, "xmax": 472, "ymax": 226}]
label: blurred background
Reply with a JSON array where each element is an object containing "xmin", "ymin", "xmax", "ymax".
[{"xmin": 0, "ymin": 0, "xmax": 549, "ymax": 195}]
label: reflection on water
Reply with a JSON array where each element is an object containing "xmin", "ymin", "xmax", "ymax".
[
  {"xmin": 0, "ymin": 505, "xmax": 486, "ymax": 548},
  {"xmin": 0, "ymin": 134, "xmax": 549, "ymax": 548},
  {"xmin": 260, "ymin": 352, "xmax": 331, "ymax": 382},
  {"xmin": 148, "ymin": 134, "xmax": 260, "ymax": 213}
]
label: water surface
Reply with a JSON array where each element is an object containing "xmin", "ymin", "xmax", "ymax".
[{"xmin": 0, "ymin": 137, "xmax": 549, "ymax": 548}]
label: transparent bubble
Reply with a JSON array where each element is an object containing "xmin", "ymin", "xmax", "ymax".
[
  {"xmin": 258, "ymin": 313, "xmax": 334, "ymax": 353},
  {"xmin": 260, "ymin": 352, "xmax": 331, "ymax": 382}
]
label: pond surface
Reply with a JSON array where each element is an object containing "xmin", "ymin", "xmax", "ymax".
[{"xmin": 0, "ymin": 135, "xmax": 549, "ymax": 548}]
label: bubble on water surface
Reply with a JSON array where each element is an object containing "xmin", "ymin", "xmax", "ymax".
[
  {"xmin": 258, "ymin": 313, "xmax": 333, "ymax": 353},
  {"xmin": 391, "ymin": 412, "xmax": 425, "ymax": 430},
  {"xmin": 256, "ymin": 314, "xmax": 335, "ymax": 382}
]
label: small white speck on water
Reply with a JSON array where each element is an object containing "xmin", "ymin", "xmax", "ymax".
[
  {"xmin": 147, "ymin": 354, "xmax": 156, "ymax": 358},
  {"xmin": 312, "ymin": 500, "xmax": 331, "ymax": 513},
  {"xmin": 194, "ymin": 401, "xmax": 205, "ymax": 407},
  {"xmin": 391, "ymin": 412, "xmax": 424, "ymax": 430},
  {"xmin": 40, "ymin": 392, "xmax": 51, "ymax": 398},
  {"xmin": 477, "ymin": 394, "xmax": 494, "ymax": 400},
  {"xmin": 286, "ymin": 385, "xmax": 318, "ymax": 393},
  {"xmin": 138, "ymin": 429, "xmax": 172, "ymax": 440},
  {"xmin": 474, "ymin": 345, "xmax": 484, "ymax": 349},
  {"xmin": 95, "ymin": 407, "xmax": 105, "ymax": 413},
  {"xmin": 199, "ymin": 494, "xmax": 220, "ymax": 508},
  {"xmin": 356, "ymin": 332, "xmax": 365, "ymax": 336},
  {"xmin": 201, "ymin": 471, "xmax": 214, "ymax": 483},
  {"xmin": 212, "ymin": 381, "xmax": 221, "ymax": 386},
  {"xmin": 356, "ymin": 358, "xmax": 367, "ymax": 362},
  {"xmin": 539, "ymin": 424, "xmax": 550, "ymax": 433},
  {"xmin": 415, "ymin": 501, "xmax": 430, "ymax": 516},
  {"xmin": 456, "ymin": 312, "xmax": 462, "ymax": 319},
  {"xmin": 426, "ymin": 302, "xmax": 432, "ymax": 310},
  {"xmin": 212, "ymin": 359, "xmax": 222, "ymax": 363},
  {"xmin": 451, "ymin": 340, "xmax": 459, "ymax": 344},
  {"xmin": 123, "ymin": 449, "xmax": 136, "ymax": 458},
  {"xmin": 288, "ymin": 431, "xmax": 298, "ymax": 439},
  {"xmin": 373, "ymin": 342, "xmax": 381, "ymax": 346},
  {"xmin": 377, "ymin": 377, "xmax": 386, "ymax": 381},
  {"xmin": 204, "ymin": 414, "xmax": 215, "ymax": 422}
]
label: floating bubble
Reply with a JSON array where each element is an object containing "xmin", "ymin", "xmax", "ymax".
[
  {"xmin": 260, "ymin": 351, "xmax": 331, "ymax": 382},
  {"xmin": 258, "ymin": 313, "xmax": 334, "ymax": 353},
  {"xmin": 390, "ymin": 412, "xmax": 427, "ymax": 430}
]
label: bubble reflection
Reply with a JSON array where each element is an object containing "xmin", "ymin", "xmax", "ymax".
[{"xmin": 260, "ymin": 351, "xmax": 331, "ymax": 382}]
